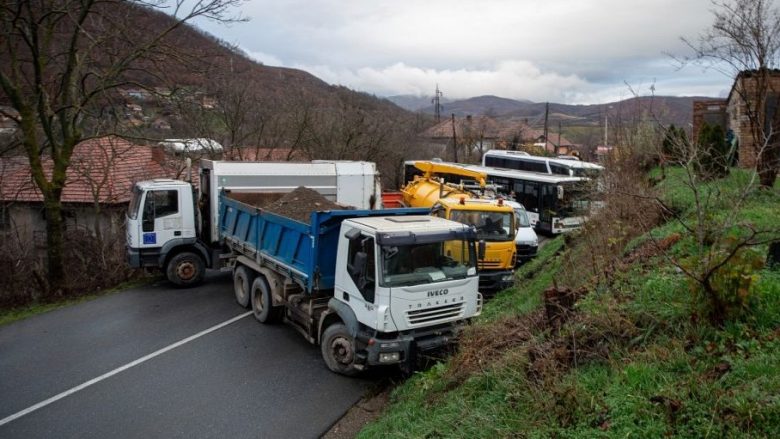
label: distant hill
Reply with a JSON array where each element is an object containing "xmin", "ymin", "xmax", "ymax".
[
  {"xmin": 386, "ymin": 94, "xmax": 451, "ymax": 112},
  {"xmin": 410, "ymin": 94, "xmax": 718, "ymax": 128}
]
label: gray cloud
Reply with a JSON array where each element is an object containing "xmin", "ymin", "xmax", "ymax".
[{"xmin": 198, "ymin": 0, "xmax": 734, "ymax": 103}]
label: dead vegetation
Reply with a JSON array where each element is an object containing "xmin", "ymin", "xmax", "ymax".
[
  {"xmin": 0, "ymin": 218, "xmax": 141, "ymax": 307},
  {"xmin": 435, "ymin": 283, "xmax": 641, "ymax": 400},
  {"xmin": 429, "ymin": 146, "xmax": 670, "ymax": 398}
]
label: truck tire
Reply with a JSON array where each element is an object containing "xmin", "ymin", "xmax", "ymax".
[
  {"xmin": 166, "ymin": 252, "xmax": 205, "ymax": 287},
  {"xmin": 320, "ymin": 323, "xmax": 360, "ymax": 376},
  {"xmin": 250, "ymin": 276, "xmax": 283, "ymax": 323},
  {"xmin": 233, "ymin": 266, "xmax": 254, "ymax": 308}
]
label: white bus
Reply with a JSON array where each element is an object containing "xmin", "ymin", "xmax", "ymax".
[
  {"xmin": 403, "ymin": 161, "xmax": 595, "ymax": 234},
  {"xmin": 482, "ymin": 150, "xmax": 603, "ymax": 178}
]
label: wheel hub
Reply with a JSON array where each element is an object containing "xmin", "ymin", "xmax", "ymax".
[
  {"xmin": 177, "ymin": 261, "xmax": 195, "ymax": 280},
  {"xmin": 331, "ymin": 337, "xmax": 354, "ymax": 365}
]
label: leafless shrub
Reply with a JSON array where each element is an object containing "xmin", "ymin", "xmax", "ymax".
[{"xmin": 0, "ymin": 228, "xmax": 46, "ymax": 306}]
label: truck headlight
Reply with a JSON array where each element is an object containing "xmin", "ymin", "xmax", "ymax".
[
  {"xmin": 502, "ymin": 274, "xmax": 514, "ymax": 282},
  {"xmin": 379, "ymin": 352, "xmax": 401, "ymax": 363}
]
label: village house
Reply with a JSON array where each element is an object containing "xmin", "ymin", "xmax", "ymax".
[
  {"xmin": 421, "ymin": 115, "xmax": 579, "ymax": 161},
  {"xmin": 725, "ymin": 69, "xmax": 780, "ymax": 168},
  {"xmin": 0, "ymin": 138, "xmax": 305, "ymax": 249},
  {"xmin": 0, "ymin": 137, "xmax": 175, "ymax": 246}
]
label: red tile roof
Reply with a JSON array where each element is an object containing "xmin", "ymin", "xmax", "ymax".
[{"xmin": 0, "ymin": 137, "xmax": 174, "ymax": 204}]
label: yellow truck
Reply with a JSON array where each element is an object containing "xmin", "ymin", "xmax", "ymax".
[{"xmin": 401, "ymin": 161, "xmax": 516, "ymax": 293}]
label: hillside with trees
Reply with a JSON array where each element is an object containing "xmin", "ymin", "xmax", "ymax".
[{"xmin": 0, "ymin": 0, "xmax": 426, "ymax": 303}]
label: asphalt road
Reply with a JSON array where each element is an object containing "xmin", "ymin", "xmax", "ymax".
[{"xmin": 0, "ymin": 272, "xmax": 369, "ymax": 438}]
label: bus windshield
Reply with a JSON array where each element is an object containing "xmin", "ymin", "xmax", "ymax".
[
  {"xmin": 380, "ymin": 240, "xmax": 477, "ymax": 287},
  {"xmin": 449, "ymin": 210, "xmax": 514, "ymax": 241},
  {"xmin": 558, "ymin": 187, "xmax": 590, "ymax": 216}
]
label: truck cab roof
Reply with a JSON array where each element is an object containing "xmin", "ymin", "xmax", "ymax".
[
  {"xmin": 135, "ymin": 179, "xmax": 189, "ymax": 190},
  {"xmin": 436, "ymin": 197, "xmax": 514, "ymax": 212},
  {"xmin": 348, "ymin": 215, "xmax": 470, "ymax": 234}
]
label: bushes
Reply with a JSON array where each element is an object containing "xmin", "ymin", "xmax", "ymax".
[{"xmin": 0, "ymin": 217, "xmax": 139, "ymax": 308}]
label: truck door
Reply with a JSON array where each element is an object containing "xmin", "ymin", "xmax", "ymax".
[
  {"xmin": 138, "ymin": 188, "xmax": 183, "ymax": 249},
  {"xmin": 343, "ymin": 232, "xmax": 379, "ymax": 325}
]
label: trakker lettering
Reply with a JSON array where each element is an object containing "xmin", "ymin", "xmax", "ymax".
[{"xmin": 427, "ymin": 289, "xmax": 449, "ymax": 297}]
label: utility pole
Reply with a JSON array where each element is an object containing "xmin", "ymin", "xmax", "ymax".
[
  {"xmin": 432, "ymin": 84, "xmax": 444, "ymax": 123},
  {"xmin": 543, "ymin": 102, "xmax": 549, "ymax": 153},
  {"xmin": 451, "ymin": 113, "xmax": 459, "ymax": 162},
  {"xmin": 557, "ymin": 120, "xmax": 562, "ymax": 156}
]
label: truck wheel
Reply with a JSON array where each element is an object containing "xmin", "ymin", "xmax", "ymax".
[
  {"xmin": 233, "ymin": 266, "xmax": 254, "ymax": 308},
  {"xmin": 320, "ymin": 323, "xmax": 360, "ymax": 376},
  {"xmin": 166, "ymin": 252, "xmax": 205, "ymax": 287},
  {"xmin": 250, "ymin": 276, "xmax": 282, "ymax": 323}
]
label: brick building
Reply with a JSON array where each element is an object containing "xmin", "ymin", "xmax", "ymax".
[
  {"xmin": 726, "ymin": 69, "xmax": 780, "ymax": 168},
  {"xmin": 692, "ymin": 99, "xmax": 728, "ymax": 145}
]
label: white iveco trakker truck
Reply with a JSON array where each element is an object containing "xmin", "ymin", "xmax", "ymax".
[{"xmin": 126, "ymin": 160, "xmax": 483, "ymax": 374}]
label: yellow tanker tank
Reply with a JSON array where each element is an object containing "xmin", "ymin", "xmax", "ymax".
[{"xmin": 400, "ymin": 161, "xmax": 486, "ymax": 207}]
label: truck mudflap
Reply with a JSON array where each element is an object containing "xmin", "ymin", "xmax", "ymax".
[
  {"xmin": 357, "ymin": 323, "xmax": 462, "ymax": 368},
  {"xmin": 478, "ymin": 269, "xmax": 515, "ymax": 294}
]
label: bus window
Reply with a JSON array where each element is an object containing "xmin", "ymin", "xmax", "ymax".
[
  {"xmin": 550, "ymin": 164, "xmax": 572, "ymax": 176},
  {"xmin": 484, "ymin": 156, "xmax": 504, "ymax": 168},
  {"xmin": 519, "ymin": 181, "xmax": 539, "ymax": 212},
  {"xmin": 541, "ymin": 184, "xmax": 558, "ymax": 214},
  {"xmin": 522, "ymin": 161, "xmax": 547, "ymax": 173}
]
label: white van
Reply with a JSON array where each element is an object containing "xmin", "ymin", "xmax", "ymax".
[{"xmin": 504, "ymin": 200, "xmax": 538, "ymax": 264}]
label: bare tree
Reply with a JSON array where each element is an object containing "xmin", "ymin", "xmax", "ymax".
[
  {"xmin": 0, "ymin": 0, "xmax": 242, "ymax": 293},
  {"xmin": 682, "ymin": 0, "xmax": 780, "ymax": 187}
]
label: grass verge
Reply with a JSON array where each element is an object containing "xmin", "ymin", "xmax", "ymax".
[{"xmin": 359, "ymin": 168, "xmax": 780, "ymax": 438}]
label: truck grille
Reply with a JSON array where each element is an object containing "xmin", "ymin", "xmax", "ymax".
[
  {"xmin": 406, "ymin": 302, "xmax": 464, "ymax": 326},
  {"xmin": 479, "ymin": 260, "xmax": 502, "ymax": 269},
  {"xmin": 516, "ymin": 244, "xmax": 537, "ymax": 256}
]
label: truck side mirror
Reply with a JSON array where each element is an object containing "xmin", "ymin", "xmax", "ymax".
[
  {"xmin": 344, "ymin": 228, "xmax": 361, "ymax": 241},
  {"xmin": 478, "ymin": 240, "xmax": 486, "ymax": 259}
]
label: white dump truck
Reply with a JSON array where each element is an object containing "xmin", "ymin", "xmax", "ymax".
[{"xmin": 126, "ymin": 160, "xmax": 483, "ymax": 374}]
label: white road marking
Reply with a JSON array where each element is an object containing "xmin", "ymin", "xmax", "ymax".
[{"xmin": 0, "ymin": 311, "xmax": 253, "ymax": 427}]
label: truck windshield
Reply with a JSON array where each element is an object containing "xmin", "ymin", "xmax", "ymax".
[
  {"xmin": 128, "ymin": 185, "xmax": 143, "ymax": 219},
  {"xmin": 449, "ymin": 210, "xmax": 513, "ymax": 242},
  {"xmin": 380, "ymin": 240, "xmax": 477, "ymax": 287}
]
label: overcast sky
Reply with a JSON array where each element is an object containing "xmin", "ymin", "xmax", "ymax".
[{"xmin": 194, "ymin": 0, "xmax": 733, "ymax": 104}]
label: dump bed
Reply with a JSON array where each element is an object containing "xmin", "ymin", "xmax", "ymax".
[{"xmin": 219, "ymin": 193, "xmax": 429, "ymax": 293}]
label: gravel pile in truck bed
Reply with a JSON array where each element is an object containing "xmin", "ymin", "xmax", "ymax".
[{"xmin": 264, "ymin": 186, "xmax": 352, "ymax": 224}]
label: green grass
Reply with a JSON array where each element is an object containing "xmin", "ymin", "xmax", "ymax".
[
  {"xmin": 360, "ymin": 166, "xmax": 780, "ymax": 438},
  {"xmin": 0, "ymin": 277, "xmax": 156, "ymax": 327},
  {"xmin": 479, "ymin": 236, "xmax": 565, "ymax": 321}
]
